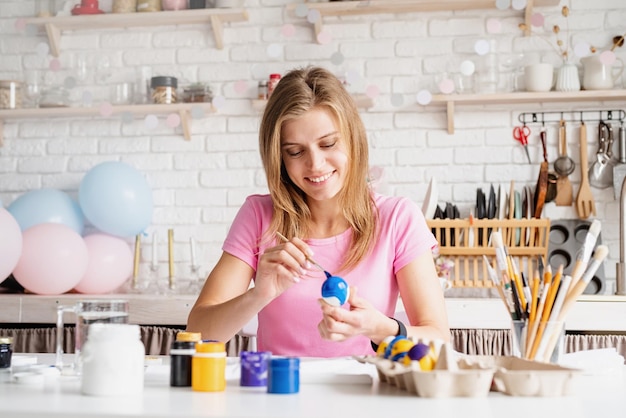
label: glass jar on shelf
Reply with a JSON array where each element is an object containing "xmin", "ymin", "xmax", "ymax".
[
  {"xmin": 136, "ymin": 0, "xmax": 161, "ymax": 12},
  {"xmin": 39, "ymin": 86, "xmax": 70, "ymax": 108},
  {"xmin": 181, "ymin": 83, "xmax": 212, "ymax": 103},
  {"xmin": 151, "ymin": 76, "xmax": 178, "ymax": 104},
  {"xmin": 113, "ymin": 0, "xmax": 137, "ymax": 13},
  {"xmin": 0, "ymin": 80, "xmax": 22, "ymax": 110}
]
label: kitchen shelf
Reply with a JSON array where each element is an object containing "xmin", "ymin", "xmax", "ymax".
[
  {"xmin": 429, "ymin": 90, "xmax": 626, "ymax": 134},
  {"xmin": 251, "ymin": 93, "xmax": 375, "ymax": 111},
  {"xmin": 22, "ymin": 8, "xmax": 249, "ymax": 57},
  {"xmin": 0, "ymin": 102, "xmax": 215, "ymax": 144},
  {"xmin": 287, "ymin": 0, "xmax": 560, "ymax": 42}
]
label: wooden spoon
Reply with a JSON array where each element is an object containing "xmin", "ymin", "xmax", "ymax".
[
  {"xmin": 554, "ymin": 119, "xmax": 573, "ymax": 206},
  {"xmin": 576, "ymin": 121, "xmax": 596, "ymax": 219}
]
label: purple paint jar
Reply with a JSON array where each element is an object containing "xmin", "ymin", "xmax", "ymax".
[{"xmin": 240, "ymin": 351, "xmax": 271, "ymax": 387}]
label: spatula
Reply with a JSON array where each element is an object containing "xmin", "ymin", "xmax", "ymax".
[
  {"xmin": 576, "ymin": 121, "xmax": 596, "ymax": 219},
  {"xmin": 554, "ymin": 119, "xmax": 573, "ymax": 206}
]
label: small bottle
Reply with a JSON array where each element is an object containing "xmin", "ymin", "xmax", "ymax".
[
  {"xmin": 258, "ymin": 80, "xmax": 268, "ymax": 100},
  {"xmin": 192, "ymin": 341, "xmax": 226, "ymax": 392},
  {"xmin": 268, "ymin": 73, "xmax": 281, "ymax": 97},
  {"xmin": 170, "ymin": 331, "xmax": 201, "ymax": 387},
  {"xmin": 0, "ymin": 337, "xmax": 13, "ymax": 369},
  {"xmin": 81, "ymin": 324, "xmax": 145, "ymax": 397}
]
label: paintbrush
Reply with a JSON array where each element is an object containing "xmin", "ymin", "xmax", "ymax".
[
  {"xmin": 536, "ymin": 275, "xmax": 572, "ymax": 362},
  {"xmin": 570, "ymin": 220, "xmax": 601, "ymax": 287},
  {"xmin": 528, "ymin": 264, "xmax": 563, "ymax": 360},
  {"xmin": 275, "ymin": 232, "xmax": 332, "ymax": 278},
  {"xmin": 525, "ymin": 280, "xmax": 551, "ymax": 359},
  {"xmin": 484, "ymin": 255, "xmax": 513, "ymax": 318},
  {"xmin": 491, "ymin": 232, "xmax": 512, "ymax": 287}
]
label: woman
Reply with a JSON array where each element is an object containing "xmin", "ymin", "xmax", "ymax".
[{"xmin": 187, "ymin": 66, "xmax": 449, "ymax": 357}]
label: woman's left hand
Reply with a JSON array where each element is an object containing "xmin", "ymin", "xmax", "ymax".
[{"xmin": 317, "ymin": 286, "xmax": 387, "ymax": 342}]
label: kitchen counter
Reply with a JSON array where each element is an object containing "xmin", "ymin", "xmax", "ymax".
[
  {"xmin": 1, "ymin": 293, "xmax": 626, "ymax": 331},
  {"xmin": 0, "ymin": 354, "xmax": 624, "ymax": 418}
]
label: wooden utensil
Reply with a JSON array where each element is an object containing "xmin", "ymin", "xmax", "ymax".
[
  {"xmin": 576, "ymin": 121, "xmax": 596, "ymax": 219},
  {"xmin": 554, "ymin": 119, "xmax": 573, "ymax": 206}
]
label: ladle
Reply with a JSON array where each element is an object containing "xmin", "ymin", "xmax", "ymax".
[
  {"xmin": 554, "ymin": 119, "xmax": 575, "ymax": 177},
  {"xmin": 554, "ymin": 119, "xmax": 574, "ymax": 206}
]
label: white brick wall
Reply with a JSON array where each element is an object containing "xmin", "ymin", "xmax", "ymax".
[{"xmin": 0, "ymin": 1, "xmax": 625, "ymax": 293}]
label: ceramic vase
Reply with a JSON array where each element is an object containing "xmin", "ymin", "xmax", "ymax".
[{"xmin": 555, "ymin": 63, "xmax": 580, "ymax": 92}]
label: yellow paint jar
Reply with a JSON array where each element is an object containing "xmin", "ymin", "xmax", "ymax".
[{"xmin": 192, "ymin": 341, "xmax": 226, "ymax": 392}]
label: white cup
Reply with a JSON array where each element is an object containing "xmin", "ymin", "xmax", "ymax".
[
  {"xmin": 440, "ymin": 277, "xmax": 452, "ymax": 292},
  {"xmin": 524, "ymin": 63, "xmax": 554, "ymax": 92}
]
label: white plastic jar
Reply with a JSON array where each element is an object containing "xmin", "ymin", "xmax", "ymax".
[{"xmin": 81, "ymin": 323, "xmax": 145, "ymax": 396}]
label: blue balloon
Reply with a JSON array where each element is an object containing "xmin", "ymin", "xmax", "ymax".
[
  {"xmin": 79, "ymin": 161, "xmax": 153, "ymax": 238},
  {"xmin": 7, "ymin": 189, "xmax": 85, "ymax": 234}
]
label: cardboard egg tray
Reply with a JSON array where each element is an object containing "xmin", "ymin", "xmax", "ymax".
[{"xmin": 355, "ymin": 350, "xmax": 581, "ymax": 398}]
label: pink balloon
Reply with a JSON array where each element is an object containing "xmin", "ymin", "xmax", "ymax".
[
  {"xmin": 13, "ymin": 223, "xmax": 88, "ymax": 295},
  {"xmin": 0, "ymin": 208, "xmax": 22, "ymax": 281},
  {"xmin": 73, "ymin": 234, "xmax": 133, "ymax": 294}
]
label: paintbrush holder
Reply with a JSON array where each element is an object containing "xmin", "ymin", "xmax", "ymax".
[
  {"xmin": 547, "ymin": 220, "xmax": 605, "ymax": 295},
  {"xmin": 511, "ymin": 319, "xmax": 565, "ymax": 364}
]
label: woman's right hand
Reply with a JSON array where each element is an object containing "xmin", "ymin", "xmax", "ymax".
[{"xmin": 252, "ymin": 236, "xmax": 315, "ymax": 301}]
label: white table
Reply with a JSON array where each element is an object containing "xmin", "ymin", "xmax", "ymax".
[{"xmin": 0, "ymin": 354, "xmax": 624, "ymax": 418}]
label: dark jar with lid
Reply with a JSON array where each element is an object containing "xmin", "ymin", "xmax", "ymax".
[
  {"xmin": 0, "ymin": 337, "xmax": 13, "ymax": 369},
  {"xmin": 150, "ymin": 76, "xmax": 178, "ymax": 104}
]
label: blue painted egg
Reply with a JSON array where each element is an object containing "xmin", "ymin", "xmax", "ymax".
[{"xmin": 321, "ymin": 276, "xmax": 349, "ymax": 306}]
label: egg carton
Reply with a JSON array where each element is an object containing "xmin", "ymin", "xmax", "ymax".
[
  {"xmin": 548, "ymin": 219, "xmax": 605, "ymax": 295},
  {"xmin": 355, "ymin": 347, "xmax": 582, "ymax": 397}
]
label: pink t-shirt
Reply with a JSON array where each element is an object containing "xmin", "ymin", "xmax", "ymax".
[{"xmin": 222, "ymin": 193, "xmax": 437, "ymax": 357}]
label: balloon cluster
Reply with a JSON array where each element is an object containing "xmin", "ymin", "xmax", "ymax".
[{"xmin": 0, "ymin": 161, "xmax": 153, "ymax": 295}]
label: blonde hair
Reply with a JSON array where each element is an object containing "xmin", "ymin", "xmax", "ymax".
[{"xmin": 258, "ymin": 66, "xmax": 378, "ymax": 272}]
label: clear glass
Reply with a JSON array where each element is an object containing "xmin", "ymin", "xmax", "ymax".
[
  {"xmin": 56, "ymin": 299, "xmax": 129, "ymax": 375},
  {"xmin": 35, "ymin": 0, "xmax": 56, "ymax": 17},
  {"xmin": 24, "ymin": 70, "xmax": 43, "ymax": 108}
]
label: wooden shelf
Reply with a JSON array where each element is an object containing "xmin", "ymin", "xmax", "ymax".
[
  {"xmin": 429, "ymin": 90, "xmax": 626, "ymax": 134},
  {"xmin": 251, "ymin": 94, "xmax": 374, "ymax": 111},
  {"xmin": 0, "ymin": 102, "xmax": 215, "ymax": 144},
  {"xmin": 22, "ymin": 8, "xmax": 249, "ymax": 57},
  {"xmin": 288, "ymin": 0, "xmax": 560, "ymax": 42}
]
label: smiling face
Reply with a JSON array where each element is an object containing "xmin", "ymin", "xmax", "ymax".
[{"xmin": 280, "ymin": 107, "xmax": 348, "ymax": 203}]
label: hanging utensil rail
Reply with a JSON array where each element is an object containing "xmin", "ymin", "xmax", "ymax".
[{"xmin": 518, "ymin": 109, "xmax": 625, "ymax": 125}]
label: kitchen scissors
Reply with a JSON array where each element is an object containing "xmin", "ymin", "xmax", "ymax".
[{"xmin": 513, "ymin": 125, "xmax": 532, "ymax": 164}]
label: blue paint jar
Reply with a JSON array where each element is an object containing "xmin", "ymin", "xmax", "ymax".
[
  {"xmin": 240, "ymin": 351, "xmax": 271, "ymax": 387},
  {"xmin": 267, "ymin": 357, "xmax": 299, "ymax": 394}
]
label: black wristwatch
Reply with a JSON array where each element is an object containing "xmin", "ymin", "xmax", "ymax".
[{"xmin": 370, "ymin": 317, "xmax": 407, "ymax": 352}]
